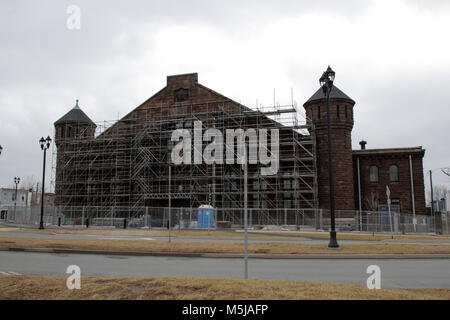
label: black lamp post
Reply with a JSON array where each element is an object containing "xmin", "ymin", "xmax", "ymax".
[
  {"xmin": 320, "ymin": 66, "xmax": 339, "ymax": 249},
  {"xmin": 0, "ymin": 145, "xmax": 3, "ymax": 155},
  {"xmin": 14, "ymin": 177, "xmax": 20, "ymax": 219},
  {"xmin": 39, "ymin": 136, "xmax": 52, "ymax": 230}
]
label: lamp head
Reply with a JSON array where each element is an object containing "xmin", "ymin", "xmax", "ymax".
[
  {"xmin": 39, "ymin": 137, "xmax": 45, "ymax": 150},
  {"xmin": 319, "ymin": 72, "xmax": 327, "ymax": 87},
  {"xmin": 319, "ymin": 72, "xmax": 328, "ymax": 95},
  {"xmin": 325, "ymin": 65, "xmax": 335, "ymax": 84},
  {"xmin": 46, "ymin": 136, "xmax": 52, "ymax": 149}
]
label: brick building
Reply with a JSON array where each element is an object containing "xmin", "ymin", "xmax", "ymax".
[
  {"xmin": 54, "ymin": 73, "xmax": 316, "ymax": 217},
  {"xmin": 53, "ymin": 71, "xmax": 426, "ymax": 217},
  {"xmin": 303, "ymin": 85, "xmax": 426, "ymax": 214}
]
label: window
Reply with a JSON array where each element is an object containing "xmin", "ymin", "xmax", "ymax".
[
  {"xmin": 318, "ymin": 106, "xmax": 321, "ymax": 119},
  {"xmin": 337, "ymin": 105, "xmax": 340, "ymax": 119},
  {"xmin": 345, "ymin": 105, "xmax": 348, "ymax": 118},
  {"xmin": 369, "ymin": 165, "xmax": 378, "ymax": 182},
  {"xmin": 389, "ymin": 165, "xmax": 399, "ymax": 182}
]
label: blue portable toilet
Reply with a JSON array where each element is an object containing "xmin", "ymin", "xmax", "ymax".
[{"xmin": 198, "ymin": 205, "xmax": 214, "ymax": 229}]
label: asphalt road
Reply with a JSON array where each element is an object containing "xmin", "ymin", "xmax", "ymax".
[
  {"xmin": 0, "ymin": 251, "xmax": 448, "ymax": 289},
  {"xmin": 1, "ymin": 230, "xmax": 450, "ymax": 245}
]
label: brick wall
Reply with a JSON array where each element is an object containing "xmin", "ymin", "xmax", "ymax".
[
  {"xmin": 353, "ymin": 149, "xmax": 426, "ymax": 214},
  {"xmin": 304, "ymin": 98, "xmax": 356, "ymax": 210}
]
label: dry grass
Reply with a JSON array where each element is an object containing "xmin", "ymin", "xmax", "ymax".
[
  {"xmin": 1, "ymin": 227, "xmax": 273, "ymax": 239},
  {"xmin": 0, "ymin": 275, "xmax": 448, "ymax": 300},
  {"xmin": 249, "ymin": 230, "xmax": 450, "ymax": 242},
  {"xmin": 2, "ymin": 225, "xmax": 448, "ymax": 242},
  {"xmin": 0, "ymin": 236, "xmax": 449, "ymax": 255}
]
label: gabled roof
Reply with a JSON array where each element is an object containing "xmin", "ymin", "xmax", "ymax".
[
  {"xmin": 54, "ymin": 100, "xmax": 96, "ymax": 126},
  {"xmin": 304, "ymin": 85, "xmax": 355, "ymax": 105}
]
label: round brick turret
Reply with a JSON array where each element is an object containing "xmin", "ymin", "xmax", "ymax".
[
  {"xmin": 303, "ymin": 86, "xmax": 356, "ymax": 210},
  {"xmin": 54, "ymin": 100, "xmax": 96, "ymax": 146}
]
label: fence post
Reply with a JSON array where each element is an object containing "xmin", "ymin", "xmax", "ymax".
[
  {"xmin": 111, "ymin": 207, "xmax": 114, "ymax": 227},
  {"xmin": 302, "ymin": 209, "xmax": 305, "ymax": 227},
  {"xmin": 446, "ymin": 212, "xmax": 449, "ymax": 238},
  {"xmin": 314, "ymin": 209, "xmax": 317, "ymax": 230},
  {"xmin": 394, "ymin": 212, "xmax": 399, "ymax": 234},
  {"xmin": 320, "ymin": 209, "xmax": 323, "ymax": 230},
  {"xmin": 163, "ymin": 208, "xmax": 166, "ymax": 229}
]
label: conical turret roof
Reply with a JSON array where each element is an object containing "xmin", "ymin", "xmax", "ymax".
[
  {"xmin": 304, "ymin": 85, "xmax": 354, "ymax": 105},
  {"xmin": 54, "ymin": 100, "xmax": 96, "ymax": 126}
]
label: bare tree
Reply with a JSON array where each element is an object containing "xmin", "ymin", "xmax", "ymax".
[
  {"xmin": 364, "ymin": 190, "xmax": 379, "ymax": 211},
  {"xmin": 5, "ymin": 175, "xmax": 37, "ymax": 191},
  {"xmin": 22, "ymin": 175, "xmax": 38, "ymax": 191},
  {"xmin": 432, "ymin": 184, "xmax": 448, "ymax": 201},
  {"xmin": 442, "ymin": 169, "xmax": 450, "ymax": 178}
]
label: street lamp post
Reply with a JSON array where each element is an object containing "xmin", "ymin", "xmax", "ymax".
[
  {"xmin": 168, "ymin": 164, "xmax": 171, "ymax": 243},
  {"xmin": 320, "ymin": 66, "xmax": 339, "ymax": 249},
  {"xmin": 39, "ymin": 136, "xmax": 52, "ymax": 230},
  {"xmin": 243, "ymin": 143, "xmax": 248, "ymax": 279},
  {"xmin": 14, "ymin": 177, "xmax": 20, "ymax": 220}
]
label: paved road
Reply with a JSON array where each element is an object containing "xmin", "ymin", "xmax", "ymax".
[
  {"xmin": 0, "ymin": 251, "xmax": 448, "ymax": 289},
  {"xmin": 1, "ymin": 230, "xmax": 450, "ymax": 245}
]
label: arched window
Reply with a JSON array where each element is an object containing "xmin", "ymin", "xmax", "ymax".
[
  {"xmin": 390, "ymin": 165, "xmax": 399, "ymax": 182},
  {"xmin": 369, "ymin": 165, "xmax": 378, "ymax": 182}
]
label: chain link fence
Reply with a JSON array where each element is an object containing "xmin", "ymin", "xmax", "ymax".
[{"xmin": 0, "ymin": 205, "xmax": 444, "ymax": 235}]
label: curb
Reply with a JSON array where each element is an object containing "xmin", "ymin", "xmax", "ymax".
[{"xmin": 1, "ymin": 247, "xmax": 449, "ymax": 259}]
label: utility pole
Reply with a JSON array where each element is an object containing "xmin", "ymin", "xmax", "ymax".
[
  {"xmin": 14, "ymin": 177, "xmax": 20, "ymax": 220},
  {"xmin": 244, "ymin": 145, "xmax": 248, "ymax": 280},
  {"xmin": 168, "ymin": 165, "xmax": 171, "ymax": 243},
  {"xmin": 430, "ymin": 170, "xmax": 435, "ymax": 232}
]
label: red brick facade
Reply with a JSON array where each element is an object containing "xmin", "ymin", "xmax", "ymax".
[
  {"xmin": 353, "ymin": 148, "xmax": 426, "ymax": 214},
  {"xmin": 304, "ymin": 97, "xmax": 356, "ymax": 210},
  {"xmin": 304, "ymin": 86, "xmax": 426, "ymax": 214}
]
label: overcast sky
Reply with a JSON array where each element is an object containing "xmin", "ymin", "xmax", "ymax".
[{"xmin": 0, "ymin": 0, "xmax": 449, "ymax": 198}]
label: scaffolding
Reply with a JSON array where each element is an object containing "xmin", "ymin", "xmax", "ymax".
[{"xmin": 51, "ymin": 96, "xmax": 317, "ymax": 220}]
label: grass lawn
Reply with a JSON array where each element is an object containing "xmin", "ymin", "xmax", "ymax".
[
  {"xmin": 1, "ymin": 225, "xmax": 449, "ymax": 242},
  {"xmin": 0, "ymin": 275, "xmax": 448, "ymax": 300},
  {"xmin": 248, "ymin": 230, "xmax": 450, "ymax": 242},
  {"xmin": 0, "ymin": 236, "xmax": 449, "ymax": 255}
]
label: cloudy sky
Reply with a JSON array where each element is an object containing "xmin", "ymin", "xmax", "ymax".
[{"xmin": 0, "ymin": 0, "xmax": 449, "ymax": 198}]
